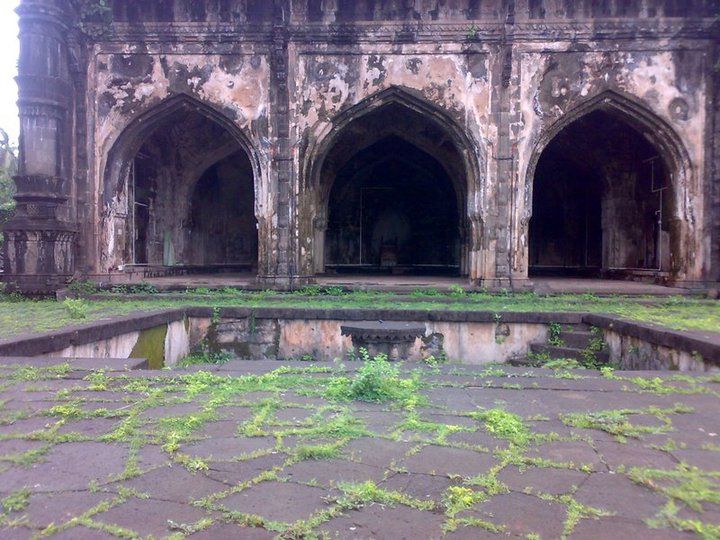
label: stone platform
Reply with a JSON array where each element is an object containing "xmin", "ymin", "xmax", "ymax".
[
  {"xmin": 97, "ymin": 273, "xmax": 694, "ymax": 296},
  {"xmin": 0, "ymin": 358, "xmax": 718, "ymax": 539}
]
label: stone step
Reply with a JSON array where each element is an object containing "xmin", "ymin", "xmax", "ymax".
[
  {"xmin": 555, "ymin": 323, "xmax": 592, "ymax": 333},
  {"xmin": 530, "ymin": 343, "xmax": 610, "ymax": 364},
  {"xmin": 557, "ymin": 330, "xmax": 595, "ymax": 348},
  {"xmin": 507, "ymin": 356, "xmax": 538, "ymax": 367}
]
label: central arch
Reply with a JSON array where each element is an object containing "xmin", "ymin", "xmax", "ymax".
[{"xmin": 303, "ymin": 87, "xmax": 483, "ymax": 278}]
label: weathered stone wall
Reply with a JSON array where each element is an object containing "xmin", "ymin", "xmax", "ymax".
[
  {"xmin": 201, "ymin": 316, "xmax": 549, "ymax": 363},
  {"xmin": 42, "ymin": 319, "xmax": 191, "ymax": 368},
  {"xmin": 603, "ymin": 330, "xmax": 717, "ymax": 372},
  {"xmin": 5, "ymin": 0, "xmax": 719, "ymax": 291}
]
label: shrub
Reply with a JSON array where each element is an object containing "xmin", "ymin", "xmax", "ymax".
[
  {"xmin": 448, "ymin": 284, "xmax": 466, "ymax": 298},
  {"xmin": 296, "ymin": 285, "xmax": 322, "ymax": 296},
  {"xmin": 63, "ymin": 298, "xmax": 88, "ymax": 319},
  {"xmin": 68, "ymin": 279, "xmax": 98, "ymax": 296},
  {"xmin": 326, "ymin": 352, "xmax": 423, "ymax": 407},
  {"xmin": 178, "ymin": 346, "xmax": 233, "ymax": 367},
  {"xmin": 129, "ymin": 281, "xmax": 158, "ymax": 294},
  {"xmin": 471, "ymin": 407, "xmax": 530, "ymax": 444},
  {"xmin": 324, "ymin": 286, "xmax": 345, "ymax": 296},
  {"xmin": 0, "ymin": 283, "xmax": 24, "ymax": 302}
]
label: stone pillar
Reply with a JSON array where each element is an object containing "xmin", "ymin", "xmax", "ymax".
[
  {"xmin": 710, "ymin": 39, "xmax": 720, "ymax": 285},
  {"xmin": 481, "ymin": 11, "xmax": 516, "ymax": 289},
  {"xmin": 3, "ymin": 0, "xmax": 76, "ymax": 293},
  {"xmin": 312, "ymin": 214, "xmax": 327, "ymax": 274},
  {"xmin": 258, "ymin": 0, "xmax": 293, "ymax": 287}
]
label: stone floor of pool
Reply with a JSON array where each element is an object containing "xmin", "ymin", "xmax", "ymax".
[{"xmin": 0, "ymin": 359, "xmax": 718, "ymax": 539}]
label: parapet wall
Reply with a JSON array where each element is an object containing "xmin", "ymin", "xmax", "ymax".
[{"xmin": 0, "ymin": 307, "xmax": 717, "ymax": 371}]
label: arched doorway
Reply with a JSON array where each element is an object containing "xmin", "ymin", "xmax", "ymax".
[
  {"xmin": 102, "ymin": 96, "xmax": 258, "ymax": 273},
  {"xmin": 529, "ymin": 109, "xmax": 677, "ymax": 280},
  {"xmin": 312, "ymin": 94, "xmax": 473, "ymax": 277}
]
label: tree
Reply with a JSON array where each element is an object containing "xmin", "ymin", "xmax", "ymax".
[{"xmin": 0, "ymin": 129, "xmax": 18, "ymax": 247}]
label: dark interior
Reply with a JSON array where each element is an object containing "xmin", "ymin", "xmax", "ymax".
[{"xmin": 529, "ymin": 110, "xmax": 672, "ymax": 278}]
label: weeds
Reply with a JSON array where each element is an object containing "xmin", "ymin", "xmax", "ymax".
[
  {"xmin": 469, "ymin": 407, "xmax": 530, "ymax": 445},
  {"xmin": 179, "ymin": 348, "xmax": 233, "ymax": 367},
  {"xmin": 1, "ymin": 488, "xmax": 30, "ymax": 514},
  {"xmin": 548, "ymin": 322, "xmax": 564, "ymax": 347},
  {"xmin": 560, "ymin": 404, "xmax": 693, "ymax": 443},
  {"xmin": 325, "ymin": 353, "xmax": 423, "ymax": 407},
  {"xmin": 62, "ymin": 298, "xmax": 88, "ymax": 319},
  {"xmin": 67, "ymin": 279, "xmax": 99, "ymax": 296}
]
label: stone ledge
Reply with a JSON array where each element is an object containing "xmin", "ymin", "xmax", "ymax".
[
  {"xmin": 0, "ymin": 309, "xmax": 185, "ymax": 358},
  {"xmin": 0, "ymin": 356, "xmax": 147, "ymax": 371},
  {"xmin": 0, "ymin": 307, "xmax": 718, "ymax": 369},
  {"xmin": 583, "ymin": 314, "xmax": 720, "ymax": 365},
  {"xmin": 189, "ymin": 306, "xmax": 587, "ymax": 324}
]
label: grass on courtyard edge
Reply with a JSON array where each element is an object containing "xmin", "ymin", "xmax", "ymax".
[{"xmin": 0, "ymin": 288, "xmax": 718, "ymax": 339}]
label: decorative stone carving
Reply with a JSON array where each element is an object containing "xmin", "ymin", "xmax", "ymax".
[
  {"xmin": 669, "ymin": 97, "xmax": 689, "ymax": 121},
  {"xmin": 341, "ymin": 321, "xmax": 426, "ymax": 361}
]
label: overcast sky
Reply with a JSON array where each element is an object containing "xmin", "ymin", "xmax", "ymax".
[{"xmin": 0, "ymin": 0, "xmax": 20, "ymax": 145}]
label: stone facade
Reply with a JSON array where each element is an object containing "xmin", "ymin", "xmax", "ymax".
[{"xmin": 3, "ymin": 0, "xmax": 719, "ymax": 292}]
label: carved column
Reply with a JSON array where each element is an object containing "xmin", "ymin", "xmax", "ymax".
[
  {"xmin": 484, "ymin": 2, "xmax": 517, "ymax": 289},
  {"xmin": 258, "ymin": 0, "xmax": 293, "ymax": 287},
  {"xmin": 3, "ymin": 0, "xmax": 76, "ymax": 293}
]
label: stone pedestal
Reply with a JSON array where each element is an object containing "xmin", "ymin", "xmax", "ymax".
[
  {"xmin": 341, "ymin": 321, "xmax": 426, "ymax": 361},
  {"xmin": 2, "ymin": 175, "xmax": 77, "ymax": 293}
]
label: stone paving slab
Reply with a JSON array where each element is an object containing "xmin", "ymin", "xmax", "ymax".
[{"xmin": 0, "ymin": 359, "xmax": 718, "ymax": 539}]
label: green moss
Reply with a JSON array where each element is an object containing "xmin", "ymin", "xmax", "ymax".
[
  {"xmin": 469, "ymin": 408, "xmax": 530, "ymax": 445},
  {"xmin": 627, "ymin": 463, "xmax": 720, "ymax": 512},
  {"xmin": 129, "ymin": 324, "xmax": 168, "ymax": 370},
  {"xmin": 294, "ymin": 442, "xmax": 344, "ymax": 460},
  {"xmin": 560, "ymin": 404, "xmax": 693, "ymax": 443},
  {"xmin": 1, "ymin": 488, "xmax": 30, "ymax": 513},
  {"xmin": 442, "ymin": 516, "xmax": 506, "ymax": 534},
  {"xmin": 647, "ymin": 500, "xmax": 720, "ymax": 539},
  {"xmin": 336, "ymin": 480, "xmax": 435, "ymax": 511},
  {"xmin": 391, "ymin": 411, "xmax": 470, "ymax": 444}
]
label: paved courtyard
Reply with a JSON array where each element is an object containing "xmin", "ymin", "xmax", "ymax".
[{"xmin": 0, "ymin": 358, "xmax": 718, "ymax": 539}]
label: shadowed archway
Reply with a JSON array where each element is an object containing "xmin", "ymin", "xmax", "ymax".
[
  {"xmin": 524, "ymin": 92, "xmax": 693, "ymax": 282},
  {"xmin": 101, "ymin": 95, "xmax": 260, "ymax": 273},
  {"xmin": 304, "ymin": 87, "xmax": 483, "ymax": 278}
]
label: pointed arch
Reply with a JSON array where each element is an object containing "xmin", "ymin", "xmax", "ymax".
[
  {"xmin": 102, "ymin": 93, "xmax": 261, "ymax": 206},
  {"xmin": 524, "ymin": 90, "xmax": 692, "ymax": 224},
  {"xmin": 300, "ymin": 86, "xmax": 485, "ymax": 277},
  {"xmin": 303, "ymin": 85, "xmax": 484, "ymax": 203},
  {"xmin": 522, "ymin": 90, "xmax": 695, "ymax": 280},
  {"xmin": 99, "ymin": 93, "xmax": 263, "ymax": 272}
]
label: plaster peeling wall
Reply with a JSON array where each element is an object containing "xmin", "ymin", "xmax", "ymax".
[
  {"xmin": 40, "ymin": 0, "xmax": 713, "ymax": 287},
  {"xmin": 211, "ymin": 317, "xmax": 547, "ymax": 363},
  {"xmin": 90, "ymin": 50, "xmax": 273, "ymax": 272},
  {"xmin": 165, "ymin": 320, "xmax": 191, "ymax": 367},
  {"xmin": 293, "ymin": 48, "xmax": 491, "ymax": 143},
  {"xmin": 604, "ymin": 330, "xmax": 718, "ymax": 373},
  {"xmin": 49, "ymin": 330, "xmax": 140, "ymax": 361},
  {"xmin": 515, "ymin": 46, "xmax": 708, "ymax": 281},
  {"xmin": 291, "ymin": 46, "xmax": 492, "ymax": 277}
]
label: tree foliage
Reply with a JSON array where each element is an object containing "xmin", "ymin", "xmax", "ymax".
[
  {"xmin": 0, "ymin": 129, "xmax": 17, "ymax": 249},
  {"xmin": 0, "ymin": 129, "xmax": 17, "ymax": 214}
]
